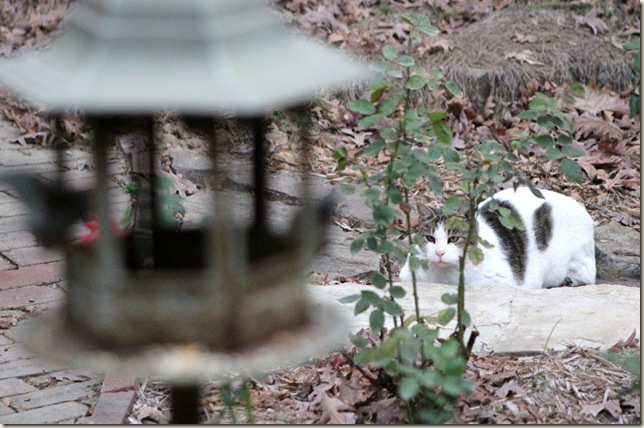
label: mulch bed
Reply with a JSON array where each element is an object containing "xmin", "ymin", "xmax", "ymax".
[{"xmin": 128, "ymin": 334, "xmax": 640, "ymax": 424}]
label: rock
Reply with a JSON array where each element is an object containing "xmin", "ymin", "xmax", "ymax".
[
  {"xmin": 307, "ymin": 282, "xmax": 640, "ymax": 354},
  {"xmin": 594, "ymin": 221, "xmax": 640, "ymax": 287},
  {"xmin": 180, "ymin": 189, "xmax": 298, "ymax": 233},
  {"xmin": 180, "ymin": 188, "xmax": 379, "ymax": 279},
  {"xmin": 168, "ymin": 148, "xmax": 212, "ymax": 185},
  {"xmin": 595, "ymin": 221, "xmax": 640, "ymax": 262},
  {"xmin": 311, "ymin": 227, "xmax": 379, "ymax": 280}
]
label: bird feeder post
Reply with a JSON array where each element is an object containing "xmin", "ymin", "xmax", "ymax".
[{"xmin": 0, "ymin": 0, "xmax": 368, "ymax": 423}]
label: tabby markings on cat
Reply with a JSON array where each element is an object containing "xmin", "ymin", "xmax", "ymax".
[{"xmin": 399, "ymin": 187, "xmax": 596, "ymax": 289}]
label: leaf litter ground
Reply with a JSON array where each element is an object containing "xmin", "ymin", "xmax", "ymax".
[{"xmin": 0, "ymin": 0, "xmax": 640, "ymax": 424}]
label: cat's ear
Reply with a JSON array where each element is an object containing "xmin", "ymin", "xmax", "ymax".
[{"xmin": 417, "ymin": 202, "xmax": 438, "ymax": 219}]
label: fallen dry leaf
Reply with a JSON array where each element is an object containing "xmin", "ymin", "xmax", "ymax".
[
  {"xmin": 575, "ymin": 115, "xmax": 624, "ymax": 141},
  {"xmin": 580, "ymin": 402, "xmax": 604, "ymax": 417},
  {"xmin": 158, "ymin": 169, "xmax": 198, "ymax": 197},
  {"xmin": 136, "ymin": 405, "xmax": 170, "ymax": 424},
  {"xmin": 0, "ymin": 316, "xmax": 17, "ymax": 329},
  {"xmin": 505, "ymin": 50, "xmax": 543, "ymax": 65},
  {"xmin": 319, "ymin": 393, "xmax": 353, "ymax": 424},
  {"xmin": 52, "ymin": 372, "xmax": 92, "ymax": 383},
  {"xmin": 495, "ymin": 379, "xmax": 527, "ymax": 398},
  {"xmin": 604, "ymin": 399, "xmax": 622, "ymax": 419},
  {"xmin": 609, "ymin": 329, "xmax": 640, "ymax": 351},
  {"xmin": 573, "ymin": 84, "xmax": 630, "ymax": 115},
  {"xmin": 511, "ymin": 32, "xmax": 537, "ymax": 43},
  {"xmin": 574, "ymin": 8, "xmax": 609, "ymax": 35}
]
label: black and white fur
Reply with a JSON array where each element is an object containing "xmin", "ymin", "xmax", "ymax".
[{"xmin": 399, "ymin": 187, "xmax": 596, "ymax": 289}]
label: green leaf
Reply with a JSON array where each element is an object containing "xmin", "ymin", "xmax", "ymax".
[
  {"xmin": 387, "ymin": 68, "xmax": 404, "ymax": 78},
  {"xmin": 460, "ymin": 308, "xmax": 471, "ymax": 327},
  {"xmin": 383, "ymin": 45, "xmax": 398, "ymax": 60},
  {"xmin": 560, "ymin": 158, "xmax": 583, "ymax": 183},
  {"xmin": 534, "ymin": 134, "xmax": 554, "ymax": 148},
  {"xmin": 354, "ymin": 348, "xmax": 390, "ymax": 366},
  {"xmin": 401, "ymin": 15, "xmax": 417, "ymax": 26},
  {"xmin": 624, "ymin": 38, "xmax": 640, "ymax": 51},
  {"xmin": 414, "ymin": 15, "xmax": 440, "ymax": 36},
  {"xmin": 397, "ymin": 55, "xmax": 415, "ymax": 67},
  {"xmin": 406, "ymin": 75, "xmax": 426, "ymax": 90},
  {"xmin": 441, "ymin": 293, "xmax": 459, "ymax": 305},
  {"xmin": 630, "ymin": 94, "xmax": 640, "ymax": 117},
  {"xmin": 433, "ymin": 121, "xmax": 453, "ymax": 145},
  {"xmin": 389, "ymin": 285, "xmax": 406, "ymax": 298},
  {"xmin": 361, "ymin": 139, "xmax": 386, "ymax": 157},
  {"xmin": 399, "ymin": 336, "xmax": 421, "ymax": 364},
  {"xmin": 634, "ymin": 55, "xmax": 640, "ymax": 73},
  {"xmin": 386, "ymin": 187, "xmax": 403, "ymax": 204},
  {"xmin": 437, "ymin": 307, "xmax": 456, "ymax": 325},
  {"xmin": 369, "ymin": 308, "xmax": 385, "ymax": 332},
  {"xmin": 372, "ymin": 272, "xmax": 388, "ymax": 290},
  {"xmin": 478, "ymin": 237, "xmax": 494, "ymax": 249},
  {"xmin": 419, "ymin": 23, "xmax": 440, "ymax": 36},
  {"xmin": 444, "ymin": 81, "xmax": 462, "ymax": 97},
  {"xmin": 350, "ymin": 334, "xmax": 369, "ymax": 347},
  {"xmin": 373, "ymin": 204, "xmax": 396, "ymax": 227},
  {"xmin": 442, "ymin": 148, "xmax": 460, "ymax": 163},
  {"xmin": 529, "ymin": 97, "xmax": 547, "ymax": 112},
  {"xmin": 560, "ymin": 144, "xmax": 584, "ymax": 158},
  {"xmin": 349, "ymin": 99, "xmax": 376, "ymax": 115},
  {"xmin": 382, "ymin": 299, "xmax": 405, "ymax": 316},
  {"xmin": 376, "ymin": 240, "xmax": 394, "ymax": 255},
  {"xmin": 398, "ymin": 376, "xmax": 421, "ymax": 401},
  {"xmin": 354, "ymin": 297, "xmax": 371, "ymax": 315},
  {"xmin": 442, "ymin": 196, "xmax": 465, "ymax": 214},
  {"xmin": 361, "ymin": 290, "xmax": 383, "ymax": 305},
  {"xmin": 370, "ymin": 61, "xmax": 393, "ymax": 72},
  {"xmin": 427, "ymin": 173, "xmax": 443, "ymax": 196},
  {"xmin": 428, "ymin": 111, "xmax": 447, "ymax": 123},
  {"xmin": 370, "ymin": 86, "xmax": 386, "ymax": 103},
  {"xmin": 517, "ymin": 110, "xmax": 539, "ymax": 120},
  {"xmin": 527, "ymin": 182, "xmax": 544, "ymax": 199},
  {"xmin": 333, "ymin": 146, "xmax": 347, "ymax": 171},
  {"xmin": 545, "ymin": 147, "xmax": 564, "ymax": 161},
  {"xmin": 358, "ymin": 114, "xmax": 383, "ymax": 128},
  {"xmin": 350, "ymin": 238, "xmax": 364, "ymax": 254},
  {"xmin": 378, "ymin": 98, "xmax": 398, "ymax": 116},
  {"xmin": 338, "ymin": 293, "xmax": 360, "ymax": 304},
  {"xmin": 499, "ymin": 213, "xmax": 524, "ymax": 230},
  {"xmin": 468, "ymin": 246, "xmax": 484, "ymax": 265}
]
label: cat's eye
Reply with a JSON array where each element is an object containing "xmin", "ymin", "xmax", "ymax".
[
  {"xmin": 425, "ymin": 235, "xmax": 436, "ymax": 243},
  {"xmin": 448, "ymin": 236, "xmax": 460, "ymax": 244}
]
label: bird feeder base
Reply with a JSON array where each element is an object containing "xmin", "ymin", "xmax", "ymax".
[
  {"xmin": 63, "ymin": 243, "xmax": 322, "ymax": 351},
  {"xmin": 25, "ymin": 295, "xmax": 347, "ymax": 382}
]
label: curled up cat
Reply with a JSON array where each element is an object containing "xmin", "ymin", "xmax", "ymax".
[{"xmin": 399, "ymin": 187, "xmax": 638, "ymax": 289}]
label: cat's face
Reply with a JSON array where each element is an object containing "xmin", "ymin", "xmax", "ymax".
[{"xmin": 417, "ymin": 204, "xmax": 465, "ymax": 268}]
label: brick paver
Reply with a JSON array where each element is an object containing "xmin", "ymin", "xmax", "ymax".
[{"xmin": 0, "ymin": 123, "xmax": 138, "ymax": 424}]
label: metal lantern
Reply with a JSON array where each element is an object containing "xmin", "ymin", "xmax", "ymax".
[{"xmin": 0, "ymin": 0, "xmax": 366, "ymax": 423}]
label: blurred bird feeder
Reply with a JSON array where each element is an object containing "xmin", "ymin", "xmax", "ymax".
[{"xmin": 0, "ymin": 0, "xmax": 366, "ymax": 423}]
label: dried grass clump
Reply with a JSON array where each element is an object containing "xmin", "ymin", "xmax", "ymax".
[{"xmin": 421, "ymin": 7, "xmax": 638, "ymax": 108}]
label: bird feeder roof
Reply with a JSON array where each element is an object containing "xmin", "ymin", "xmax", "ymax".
[{"xmin": 0, "ymin": 0, "xmax": 368, "ymax": 115}]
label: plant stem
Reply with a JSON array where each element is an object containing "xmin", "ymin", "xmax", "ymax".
[
  {"xmin": 241, "ymin": 381, "xmax": 256, "ymax": 424},
  {"xmin": 404, "ymin": 188, "xmax": 422, "ymax": 326}
]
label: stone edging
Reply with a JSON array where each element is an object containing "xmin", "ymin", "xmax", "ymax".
[{"xmin": 87, "ymin": 376, "xmax": 138, "ymax": 423}]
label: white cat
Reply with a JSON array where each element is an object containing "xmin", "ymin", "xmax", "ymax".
[{"xmin": 399, "ymin": 187, "xmax": 596, "ymax": 289}]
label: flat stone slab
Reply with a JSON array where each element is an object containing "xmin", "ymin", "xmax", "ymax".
[
  {"xmin": 0, "ymin": 401, "xmax": 88, "ymax": 424},
  {"xmin": 307, "ymin": 282, "xmax": 640, "ymax": 353}
]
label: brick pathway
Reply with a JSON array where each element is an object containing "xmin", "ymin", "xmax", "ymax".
[{"xmin": 0, "ymin": 120, "xmax": 137, "ymax": 424}]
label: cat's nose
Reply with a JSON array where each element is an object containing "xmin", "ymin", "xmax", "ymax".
[{"xmin": 435, "ymin": 249, "xmax": 445, "ymax": 258}]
